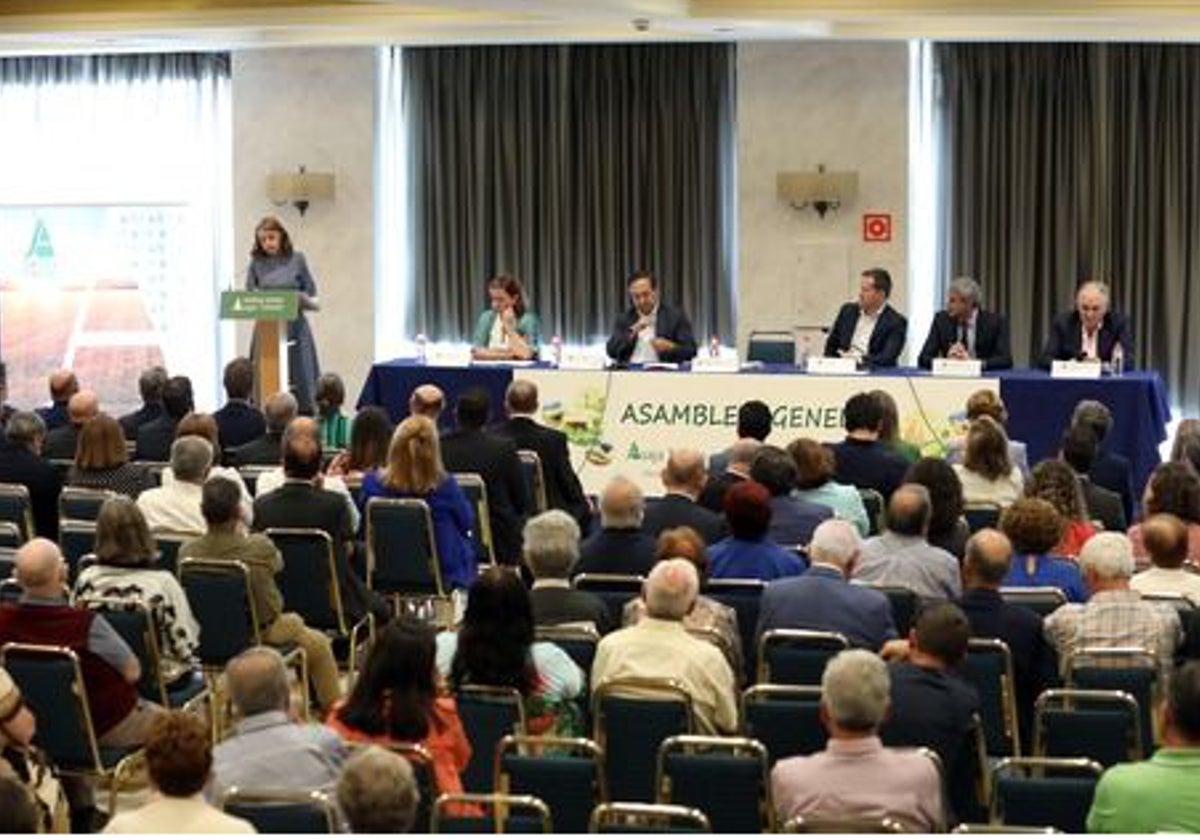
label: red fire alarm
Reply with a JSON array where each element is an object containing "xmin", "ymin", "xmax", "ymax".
[{"xmin": 863, "ymin": 213, "xmax": 892, "ymax": 243}]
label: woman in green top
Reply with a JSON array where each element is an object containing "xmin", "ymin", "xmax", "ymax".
[
  {"xmin": 315, "ymin": 373, "xmax": 351, "ymax": 449},
  {"xmin": 470, "ymin": 275, "xmax": 540, "ymax": 361}
]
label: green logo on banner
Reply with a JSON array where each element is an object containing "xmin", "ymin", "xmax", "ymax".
[{"xmin": 25, "ymin": 220, "xmax": 54, "ymax": 260}]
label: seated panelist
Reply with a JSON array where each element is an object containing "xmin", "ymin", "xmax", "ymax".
[
  {"xmin": 918, "ymin": 276, "xmax": 1012, "ymax": 370},
  {"xmin": 606, "ymin": 270, "xmax": 697, "ymax": 364},
  {"xmin": 1039, "ymin": 279, "xmax": 1135, "ymax": 369},
  {"xmin": 471, "ymin": 274, "xmax": 540, "ymax": 361},
  {"xmin": 823, "ymin": 268, "xmax": 907, "ymax": 368}
]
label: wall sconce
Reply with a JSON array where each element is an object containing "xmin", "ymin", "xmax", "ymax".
[
  {"xmin": 266, "ymin": 166, "xmax": 336, "ymax": 216},
  {"xmin": 776, "ymin": 165, "xmax": 858, "ymax": 218}
]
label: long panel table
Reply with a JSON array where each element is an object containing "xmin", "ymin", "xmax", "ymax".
[{"xmin": 358, "ymin": 360, "xmax": 1170, "ymax": 496}]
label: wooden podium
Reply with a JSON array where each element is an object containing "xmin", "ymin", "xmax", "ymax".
[{"xmin": 220, "ymin": 290, "xmax": 299, "ymax": 405}]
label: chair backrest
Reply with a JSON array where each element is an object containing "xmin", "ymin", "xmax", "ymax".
[
  {"xmin": 740, "ymin": 684, "xmax": 825, "ymax": 764},
  {"xmin": 590, "ymin": 802, "xmax": 711, "ymax": 833},
  {"xmin": 496, "ymin": 735, "xmax": 605, "ymax": 834},
  {"xmin": 998, "ymin": 587, "xmax": 1068, "ymax": 618},
  {"xmin": 236, "ymin": 466, "xmax": 275, "ymax": 498},
  {"xmin": 1140, "ymin": 591, "xmax": 1198, "ymax": 612},
  {"xmin": 365, "ymin": 497, "xmax": 445, "ymax": 597},
  {"xmin": 964, "ymin": 504, "xmax": 1003, "ymax": 533},
  {"xmin": 0, "ymin": 483, "xmax": 34, "ymax": 541},
  {"xmin": 516, "ymin": 450, "xmax": 548, "ymax": 514},
  {"xmin": 178, "ymin": 558, "xmax": 258, "ymax": 667},
  {"xmin": 572, "ymin": 573, "xmax": 645, "ymax": 629},
  {"xmin": 431, "ymin": 792, "xmax": 553, "ymax": 833},
  {"xmin": 384, "ymin": 741, "xmax": 437, "ymax": 833},
  {"xmin": 0, "ymin": 547, "xmax": 15, "ymax": 579},
  {"xmin": 59, "ymin": 521, "xmax": 97, "ymax": 584},
  {"xmin": 858, "ymin": 488, "xmax": 885, "ymax": 537},
  {"xmin": 0, "ymin": 643, "xmax": 102, "ymax": 772},
  {"xmin": 952, "ymin": 825, "xmax": 1060, "ymax": 834},
  {"xmin": 1066, "ymin": 647, "xmax": 1157, "ymax": 756},
  {"xmin": 656, "ymin": 735, "xmax": 770, "ymax": 833},
  {"xmin": 963, "ymin": 638, "xmax": 1020, "ymax": 757},
  {"xmin": 746, "ymin": 331, "xmax": 796, "ymax": 365},
  {"xmin": 592, "ymin": 678, "xmax": 696, "ymax": 803},
  {"xmin": 84, "ymin": 599, "xmax": 167, "ymax": 705},
  {"xmin": 456, "ymin": 684, "xmax": 527, "ymax": 793},
  {"xmin": 266, "ymin": 528, "xmax": 347, "ymax": 636},
  {"xmin": 0, "ymin": 523, "xmax": 21, "ymax": 549},
  {"xmin": 855, "ymin": 583, "xmax": 919, "ymax": 637},
  {"xmin": 0, "ymin": 577, "xmax": 21, "ymax": 603},
  {"xmin": 702, "ymin": 578, "xmax": 764, "ymax": 686},
  {"xmin": 222, "ymin": 788, "xmax": 337, "ymax": 833},
  {"xmin": 757, "ymin": 629, "xmax": 850, "ymax": 686},
  {"xmin": 59, "ymin": 487, "xmax": 117, "ymax": 524},
  {"xmin": 783, "ymin": 815, "xmax": 907, "ymax": 833},
  {"xmin": 534, "ymin": 626, "xmax": 599, "ymax": 676},
  {"xmin": 454, "ymin": 472, "xmax": 496, "ymax": 565},
  {"xmin": 154, "ymin": 532, "xmax": 191, "ymax": 575},
  {"xmin": 1033, "ymin": 688, "xmax": 1142, "ymax": 767},
  {"xmin": 990, "ymin": 757, "xmax": 1102, "ymax": 834}
]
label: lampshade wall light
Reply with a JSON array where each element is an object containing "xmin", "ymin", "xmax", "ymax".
[
  {"xmin": 267, "ymin": 165, "xmax": 335, "ymax": 216},
  {"xmin": 776, "ymin": 165, "xmax": 858, "ymax": 218}
]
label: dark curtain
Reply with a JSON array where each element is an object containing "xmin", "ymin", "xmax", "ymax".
[
  {"xmin": 403, "ymin": 44, "xmax": 735, "ymax": 343},
  {"xmin": 936, "ymin": 43, "xmax": 1200, "ymax": 411}
]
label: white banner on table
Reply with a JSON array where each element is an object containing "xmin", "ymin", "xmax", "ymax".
[{"xmin": 521, "ymin": 370, "xmax": 1000, "ymax": 495}]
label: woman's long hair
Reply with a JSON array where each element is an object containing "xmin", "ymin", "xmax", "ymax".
[
  {"xmin": 450, "ymin": 568, "xmax": 536, "ymax": 694},
  {"xmin": 383, "ymin": 415, "xmax": 444, "ymax": 494},
  {"xmin": 337, "ymin": 618, "xmax": 440, "ymax": 741}
]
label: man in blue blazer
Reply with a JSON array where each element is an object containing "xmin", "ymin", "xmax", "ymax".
[
  {"xmin": 756, "ymin": 518, "xmax": 897, "ymax": 651},
  {"xmin": 606, "ymin": 271, "xmax": 697, "ymax": 364},
  {"xmin": 1039, "ymin": 280, "xmax": 1135, "ymax": 369},
  {"xmin": 823, "ymin": 268, "xmax": 908, "ymax": 368},
  {"xmin": 918, "ymin": 276, "xmax": 1012, "ymax": 370}
]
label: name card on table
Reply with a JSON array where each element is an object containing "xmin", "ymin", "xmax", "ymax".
[
  {"xmin": 691, "ymin": 354, "xmax": 740, "ymax": 373},
  {"xmin": 424, "ymin": 344, "xmax": 472, "ymax": 368},
  {"xmin": 1051, "ymin": 359, "xmax": 1103, "ymax": 379},
  {"xmin": 932, "ymin": 358, "xmax": 983, "ymax": 378},
  {"xmin": 558, "ymin": 349, "xmax": 608, "ymax": 371},
  {"xmin": 806, "ymin": 356, "xmax": 861, "ymax": 376}
]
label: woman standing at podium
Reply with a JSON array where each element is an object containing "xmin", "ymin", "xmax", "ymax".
[{"xmin": 247, "ymin": 215, "xmax": 321, "ymax": 414}]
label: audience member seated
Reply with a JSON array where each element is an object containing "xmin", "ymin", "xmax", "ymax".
[
  {"xmin": 134, "ymin": 375, "xmax": 194, "ymax": 463},
  {"xmin": 439, "ymin": 387, "xmax": 529, "ymax": 564},
  {"xmin": 1129, "ymin": 461, "xmax": 1200, "ymax": 565},
  {"xmin": 641, "ymin": 448, "xmax": 726, "ymax": 544},
  {"xmin": 1072, "ymin": 399, "xmax": 1135, "ymax": 525},
  {"xmin": 758, "ymin": 519, "xmax": 896, "ymax": 650},
  {"xmin": 43, "ymin": 390, "xmax": 99, "ymax": 460},
  {"xmin": 524, "ymin": 510, "xmax": 612, "ymax": 633},
  {"xmin": 708, "ymin": 400, "xmax": 772, "ymax": 477},
  {"xmin": 232, "ymin": 391, "xmax": 294, "ymax": 467},
  {"xmin": 946, "ymin": 389, "xmax": 1030, "ymax": 479},
  {"xmin": 336, "ymin": 746, "xmax": 419, "ymax": 834},
  {"xmin": 1025, "ymin": 459, "xmax": 1097, "ymax": 557},
  {"xmin": 0, "ymin": 412, "xmax": 61, "ymax": 539},
  {"xmin": 709, "ymin": 481, "xmax": 805, "ymax": 581},
  {"xmin": 137, "ymin": 437, "xmax": 214, "ymax": 535},
  {"xmin": 750, "ymin": 445, "xmax": 833, "ymax": 547},
  {"xmin": 790, "ymin": 437, "xmax": 871, "ymax": 537},
  {"xmin": 1061, "ymin": 424, "xmax": 1127, "ymax": 532},
  {"xmin": 1045, "ymin": 532, "xmax": 1181, "ymax": 681},
  {"xmin": 494, "ymin": 379, "xmax": 592, "ymax": 530},
  {"xmin": 118, "ymin": 365, "xmax": 167, "ymax": 442},
  {"xmin": 211, "ymin": 647, "xmax": 346, "ymax": 797},
  {"xmin": 315, "ymin": 372, "xmax": 351, "ymax": 451},
  {"xmin": 326, "ymin": 406, "xmax": 393, "ymax": 483},
  {"xmin": 103, "ymin": 711, "xmax": 254, "ymax": 835},
  {"xmin": 999, "ymin": 497, "xmax": 1088, "ymax": 602},
  {"xmin": 698, "ymin": 438, "xmax": 759, "ymax": 513},
  {"xmin": 0, "ymin": 363, "xmax": 15, "ymax": 434},
  {"xmin": 872, "ymin": 390, "xmax": 920, "ymax": 463},
  {"xmin": 1087, "ymin": 660, "xmax": 1200, "ymax": 833},
  {"xmin": 438, "ymin": 567, "xmax": 584, "ymax": 737},
  {"xmin": 180, "ymin": 477, "xmax": 340, "ymax": 714},
  {"xmin": 827, "ymin": 392, "xmax": 910, "ymax": 501},
  {"xmin": 905, "ymin": 457, "xmax": 970, "ymax": 559},
  {"xmin": 854, "ymin": 484, "xmax": 961, "ymax": 600},
  {"xmin": 211, "ymin": 357, "xmax": 266, "ymax": 453},
  {"xmin": 0, "ymin": 664, "xmax": 37, "ymax": 774},
  {"xmin": 879, "ymin": 603, "xmax": 980, "ymax": 824},
  {"xmin": 359, "ymin": 415, "xmax": 476, "ymax": 590},
  {"xmin": 74, "ymin": 498, "xmax": 200, "ymax": 683},
  {"xmin": 408, "ymin": 383, "xmax": 446, "ymax": 422},
  {"xmin": 252, "ymin": 418, "xmax": 359, "ymax": 532},
  {"xmin": 35, "ymin": 368, "xmax": 77, "ymax": 432},
  {"xmin": 577, "ymin": 476, "xmax": 658, "ymax": 577},
  {"xmin": 958, "ymin": 528, "xmax": 1048, "ymax": 748},
  {"xmin": 0, "ymin": 776, "xmax": 38, "ymax": 834},
  {"xmin": 593, "ymin": 559, "xmax": 737, "ymax": 734},
  {"xmin": 952, "ymin": 417, "xmax": 1023, "ymax": 508},
  {"xmin": 1131, "ymin": 514, "xmax": 1200, "ymax": 602},
  {"xmin": 1171, "ymin": 418, "xmax": 1200, "ymax": 474},
  {"xmin": 622, "ymin": 526, "xmax": 742, "ymax": 675},
  {"xmin": 67, "ymin": 414, "xmax": 154, "ymax": 497},
  {"xmin": 164, "ymin": 413, "xmax": 252, "ymax": 507},
  {"xmin": 329, "ymin": 618, "xmax": 470, "ymax": 800},
  {"xmin": 772, "ymin": 650, "xmax": 943, "ymax": 832}
]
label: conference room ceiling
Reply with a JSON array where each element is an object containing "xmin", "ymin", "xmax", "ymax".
[{"xmin": 0, "ymin": 0, "xmax": 1197, "ymax": 53}]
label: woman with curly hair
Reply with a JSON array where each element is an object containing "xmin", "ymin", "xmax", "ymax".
[
  {"xmin": 1128, "ymin": 461, "xmax": 1200, "ymax": 564},
  {"xmin": 999, "ymin": 497, "xmax": 1088, "ymax": 602},
  {"xmin": 1024, "ymin": 460, "xmax": 1095, "ymax": 557}
]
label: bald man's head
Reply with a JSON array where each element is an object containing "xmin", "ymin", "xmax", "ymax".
[
  {"xmin": 886, "ymin": 484, "xmax": 932, "ymax": 538},
  {"xmin": 264, "ymin": 392, "xmax": 298, "ymax": 433},
  {"xmin": 225, "ymin": 647, "xmax": 290, "ymax": 717},
  {"xmin": 964, "ymin": 528, "xmax": 1013, "ymax": 588},
  {"xmin": 48, "ymin": 369, "xmax": 78, "ymax": 402},
  {"xmin": 409, "ymin": 384, "xmax": 444, "ymax": 420},
  {"xmin": 600, "ymin": 476, "xmax": 644, "ymax": 529},
  {"xmin": 283, "ymin": 420, "xmax": 323, "ymax": 480},
  {"xmin": 14, "ymin": 538, "xmax": 66, "ymax": 596},
  {"xmin": 661, "ymin": 448, "xmax": 707, "ymax": 496},
  {"xmin": 505, "ymin": 380, "xmax": 539, "ymax": 416},
  {"xmin": 68, "ymin": 390, "xmax": 100, "ymax": 426},
  {"xmin": 728, "ymin": 438, "xmax": 763, "ymax": 472}
]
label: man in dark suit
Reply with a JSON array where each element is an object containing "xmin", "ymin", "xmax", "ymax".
[
  {"xmin": 524, "ymin": 509, "xmax": 612, "ymax": 633},
  {"xmin": 1060, "ymin": 424, "xmax": 1127, "ymax": 532},
  {"xmin": 232, "ymin": 391, "xmax": 295, "ymax": 467},
  {"xmin": 35, "ymin": 369, "xmax": 78, "ymax": 432},
  {"xmin": 699, "ymin": 439, "xmax": 759, "ymax": 513},
  {"xmin": 823, "ymin": 268, "xmax": 908, "ymax": 368},
  {"xmin": 440, "ymin": 387, "xmax": 529, "ymax": 565},
  {"xmin": 828, "ymin": 392, "xmax": 910, "ymax": 501},
  {"xmin": 1039, "ymin": 280, "xmax": 1135, "ymax": 369},
  {"xmin": 1071, "ymin": 399, "xmax": 1136, "ymax": 523},
  {"xmin": 43, "ymin": 390, "xmax": 99, "ymax": 460},
  {"xmin": 493, "ymin": 380, "xmax": 591, "ymax": 531},
  {"xmin": 708, "ymin": 400, "xmax": 772, "ymax": 477},
  {"xmin": 918, "ymin": 276, "xmax": 1012, "ymax": 370},
  {"xmin": 213, "ymin": 357, "xmax": 266, "ymax": 454},
  {"xmin": 118, "ymin": 366, "xmax": 167, "ymax": 441},
  {"xmin": 642, "ymin": 448, "xmax": 726, "ymax": 545},
  {"xmin": 578, "ymin": 476, "xmax": 658, "ymax": 576},
  {"xmin": 756, "ymin": 518, "xmax": 896, "ymax": 650},
  {"xmin": 606, "ymin": 270, "xmax": 697, "ymax": 364},
  {"xmin": 0, "ymin": 412, "xmax": 62, "ymax": 539},
  {"xmin": 134, "ymin": 375, "xmax": 194, "ymax": 462}
]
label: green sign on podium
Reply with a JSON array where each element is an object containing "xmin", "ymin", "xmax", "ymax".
[
  {"xmin": 220, "ymin": 290, "xmax": 299, "ymax": 405},
  {"xmin": 220, "ymin": 289, "xmax": 299, "ymax": 320}
]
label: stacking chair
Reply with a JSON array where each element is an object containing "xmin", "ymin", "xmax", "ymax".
[
  {"xmin": 155, "ymin": 532, "xmax": 191, "ymax": 575},
  {"xmin": 746, "ymin": 330, "xmax": 796, "ymax": 365},
  {"xmin": 963, "ymin": 638, "xmax": 1020, "ymax": 756},
  {"xmin": 496, "ymin": 735, "xmax": 605, "ymax": 834},
  {"xmin": 365, "ymin": 497, "xmax": 449, "ymax": 618},
  {"xmin": 783, "ymin": 815, "xmax": 907, "ymax": 832},
  {"xmin": 952, "ymin": 825, "xmax": 1059, "ymax": 834},
  {"xmin": 572, "ymin": 573, "xmax": 644, "ymax": 629},
  {"xmin": 1066, "ymin": 647, "xmax": 1158, "ymax": 754},
  {"xmin": 0, "ymin": 577, "xmax": 20, "ymax": 602},
  {"xmin": 990, "ymin": 757, "xmax": 1102, "ymax": 834},
  {"xmin": 58, "ymin": 486, "xmax": 117, "ymax": 524},
  {"xmin": 456, "ymin": 684, "xmax": 526, "ymax": 793},
  {"xmin": 858, "ymin": 488, "xmax": 885, "ymax": 537},
  {"xmin": 740, "ymin": 684, "xmax": 825, "ymax": 763},
  {"xmin": 590, "ymin": 802, "xmax": 711, "ymax": 833},
  {"xmin": 757, "ymin": 629, "xmax": 849, "ymax": 686},
  {"xmin": 964, "ymin": 504, "xmax": 1003, "ymax": 533},
  {"xmin": 998, "ymin": 587, "xmax": 1068, "ymax": 618},
  {"xmin": 1033, "ymin": 688, "xmax": 1141, "ymax": 767},
  {"xmin": 431, "ymin": 792, "xmax": 553, "ymax": 833},
  {"xmin": 236, "ymin": 465, "xmax": 275, "ymax": 498},
  {"xmin": 59, "ymin": 521, "xmax": 97, "ymax": 583},
  {"xmin": 0, "ymin": 545, "xmax": 16, "ymax": 578},
  {"xmin": 223, "ymin": 788, "xmax": 338, "ymax": 833},
  {"xmin": 592, "ymin": 677, "xmax": 696, "ymax": 803},
  {"xmin": 0, "ymin": 522, "xmax": 21, "ymax": 549},
  {"xmin": 856, "ymin": 583, "xmax": 919, "ymax": 637},
  {"xmin": 385, "ymin": 741, "xmax": 438, "ymax": 833},
  {"xmin": 454, "ymin": 473, "xmax": 497, "ymax": 565},
  {"xmin": 516, "ymin": 450, "xmax": 548, "ymax": 514},
  {"xmin": 86, "ymin": 600, "xmax": 206, "ymax": 710},
  {"xmin": 0, "ymin": 482, "xmax": 35, "ymax": 541},
  {"xmin": 534, "ymin": 625, "xmax": 599, "ymax": 676},
  {"xmin": 656, "ymin": 735, "xmax": 771, "ymax": 833},
  {"xmin": 702, "ymin": 578, "xmax": 764, "ymax": 686},
  {"xmin": 0, "ymin": 643, "xmax": 143, "ymax": 815}
]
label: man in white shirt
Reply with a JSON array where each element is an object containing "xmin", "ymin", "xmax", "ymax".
[
  {"xmin": 136, "ymin": 436, "xmax": 213, "ymax": 534},
  {"xmin": 824, "ymin": 268, "xmax": 908, "ymax": 368},
  {"xmin": 605, "ymin": 271, "xmax": 698, "ymax": 365}
]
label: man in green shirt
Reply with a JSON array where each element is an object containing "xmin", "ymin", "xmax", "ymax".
[{"xmin": 1087, "ymin": 660, "xmax": 1200, "ymax": 832}]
